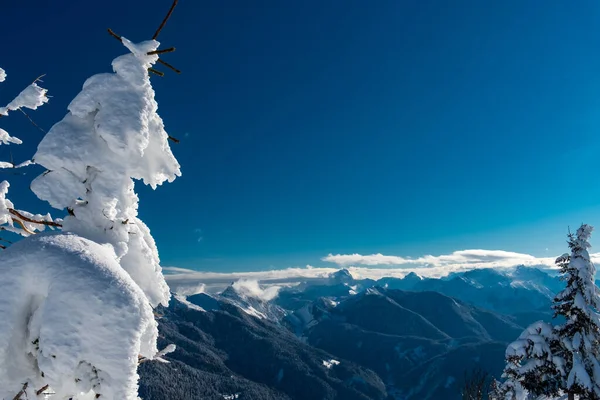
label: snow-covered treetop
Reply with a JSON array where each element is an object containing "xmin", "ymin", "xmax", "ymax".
[
  {"xmin": 552, "ymin": 224, "xmax": 600, "ymax": 397},
  {"xmin": 32, "ymin": 38, "xmax": 180, "ymax": 196},
  {"xmin": 30, "ymin": 37, "xmax": 181, "ymax": 307},
  {"xmin": 554, "ymin": 224, "xmax": 600, "ymax": 320}
]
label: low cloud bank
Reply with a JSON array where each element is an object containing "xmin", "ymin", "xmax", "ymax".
[
  {"xmin": 165, "ymin": 249, "xmax": 600, "ymax": 295},
  {"xmin": 322, "ymin": 249, "xmax": 559, "ymax": 268},
  {"xmin": 165, "ymin": 266, "xmax": 333, "ymax": 295}
]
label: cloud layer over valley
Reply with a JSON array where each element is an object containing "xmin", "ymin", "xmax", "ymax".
[{"xmin": 165, "ymin": 249, "xmax": 600, "ymax": 295}]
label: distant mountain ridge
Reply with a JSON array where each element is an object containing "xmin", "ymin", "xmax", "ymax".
[
  {"xmin": 141, "ymin": 266, "xmax": 569, "ymax": 399},
  {"xmin": 273, "ymin": 266, "xmax": 561, "ymax": 317}
]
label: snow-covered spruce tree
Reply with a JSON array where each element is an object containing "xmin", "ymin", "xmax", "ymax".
[
  {"xmin": 495, "ymin": 224, "xmax": 600, "ymax": 400},
  {"xmin": 0, "ymin": 19, "xmax": 181, "ymax": 400},
  {"xmin": 498, "ymin": 320, "xmax": 562, "ymax": 399},
  {"xmin": 552, "ymin": 224, "xmax": 600, "ymax": 399}
]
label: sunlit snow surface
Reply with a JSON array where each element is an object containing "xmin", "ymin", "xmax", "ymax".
[
  {"xmin": 322, "ymin": 359, "xmax": 340, "ymax": 369},
  {"xmin": 0, "ymin": 232, "xmax": 158, "ymax": 399},
  {"xmin": 0, "ymin": 81, "xmax": 48, "ymax": 117}
]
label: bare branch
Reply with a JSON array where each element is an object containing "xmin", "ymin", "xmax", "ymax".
[
  {"xmin": 153, "ymin": 0, "xmax": 179, "ymax": 40},
  {"xmin": 12, "ymin": 382, "xmax": 27, "ymax": 400},
  {"xmin": 36, "ymin": 385, "xmax": 49, "ymax": 396},
  {"xmin": 147, "ymin": 47, "xmax": 176, "ymax": 55},
  {"xmin": 107, "ymin": 28, "xmax": 122, "ymax": 42},
  {"xmin": 148, "ymin": 68, "xmax": 164, "ymax": 77},
  {"xmin": 12, "ymin": 218, "xmax": 35, "ymax": 235},
  {"xmin": 8, "ymin": 208, "xmax": 62, "ymax": 228},
  {"xmin": 19, "ymin": 108, "xmax": 46, "ymax": 133},
  {"xmin": 32, "ymin": 74, "xmax": 46, "ymax": 85},
  {"xmin": 157, "ymin": 58, "xmax": 181, "ymax": 74}
]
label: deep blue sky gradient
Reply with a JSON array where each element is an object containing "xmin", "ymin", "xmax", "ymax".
[{"xmin": 3, "ymin": 1, "xmax": 600, "ymax": 270}]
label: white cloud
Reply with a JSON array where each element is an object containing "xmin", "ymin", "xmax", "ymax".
[
  {"xmin": 164, "ymin": 265, "xmax": 333, "ymax": 294},
  {"xmin": 164, "ymin": 249, "xmax": 600, "ymax": 295},
  {"xmin": 170, "ymin": 282, "xmax": 206, "ymax": 296},
  {"xmin": 321, "ymin": 253, "xmax": 410, "ymax": 266},
  {"xmin": 160, "ymin": 264, "xmax": 433, "ymax": 295},
  {"xmin": 322, "ymin": 249, "xmax": 555, "ymax": 269},
  {"xmin": 232, "ymin": 279, "xmax": 281, "ymax": 301}
]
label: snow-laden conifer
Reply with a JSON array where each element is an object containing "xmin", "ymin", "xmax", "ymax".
[
  {"xmin": 497, "ymin": 224, "xmax": 600, "ymax": 400},
  {"xmin": 552, "ymin": 225, "xmax": 600, "ymax": 399},
  {"xmin": 0, "ymin": 25, "xmax": 181, "ymax": 397},
  {"xmin": 31, "ymin": 37, "xmax": 181, "ymax": 308},
  {"xmin": 498, "ymin": 321, "xmax": 561, "ymax": 399}
]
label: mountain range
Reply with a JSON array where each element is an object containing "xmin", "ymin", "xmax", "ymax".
[{"xmin": 140, "ymin": 266, "xmax": 568, "ymax": 399}]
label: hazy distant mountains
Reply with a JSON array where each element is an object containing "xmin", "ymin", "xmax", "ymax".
[
  {"xmin": 278, "ymin": 266, "xmax": 561, "ymax": 316},
  {"xmin": 140, "ymin": 266, "xmax": 567, "ymax": 400}
]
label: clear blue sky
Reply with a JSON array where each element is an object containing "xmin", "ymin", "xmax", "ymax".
[{"xmin": 3, "ymin": 0, "xmax": 600, "ymax": 271}]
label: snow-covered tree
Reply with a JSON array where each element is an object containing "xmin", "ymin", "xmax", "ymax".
[
  {"xmin": 499, "ymin": 321, "xmax": 562, "ymax": 399},
  {"xmin": 0, "ymin": 7, "xmax": 182, "ymax": 398},
  {"xmin": 552, "ymin": 225, "xmax": 600, "ymax": 399},
  {"xmin": 496, "ymin": 224, "xmax": 600, "ymax": 400},
  {"xmin": 30, "ymin": 35, "xmax": 180, "ymax": 308}
]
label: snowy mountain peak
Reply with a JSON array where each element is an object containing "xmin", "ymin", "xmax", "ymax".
[
  {"xmin": 216, "ymin": 283, "xmax": 287, "ymax": 322},
  {"xmin": 221, "ymin": 284, "xmax": 241, "ymax": 300},
  {"xmin": 185, "ymin": 292, "xmax": 221, "ymax": 312},
  {"xmin": 511, "ymin": 265, "xmax": 550, "ymax": 279},
  {"xmin": 329, "ymin": 268, "xmax": 354, "ymax": 284},
  {"xmin": 403, "ymin": 271, "xmax": 423, "ymax": 281}
]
